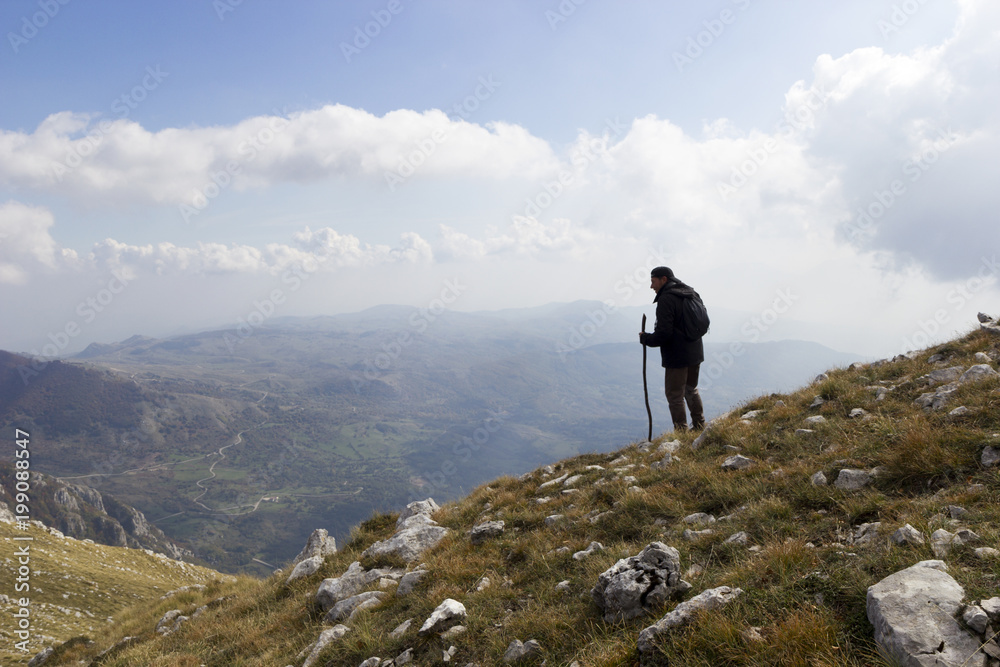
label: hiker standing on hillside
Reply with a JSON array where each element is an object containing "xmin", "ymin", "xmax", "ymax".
[{"xmin": 639, "ymin": 266, "xmax": 706, "ymax": 432}]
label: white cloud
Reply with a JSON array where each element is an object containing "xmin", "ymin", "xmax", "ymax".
[
  {"xmin": 0, "ymin": 106, "xmax": 561, "ymax": 208},
  {"xmin": 0, "ymin": 200, "xmax": 76, "ymax": 284}
]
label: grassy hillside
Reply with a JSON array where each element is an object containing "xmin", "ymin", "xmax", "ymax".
[
  {"xmin": 0, "ymin": 520, "xmax": 233, "ymax": 666},
  {"xmin": 23, "ymin": 325, "xmax": 1000, "ymax": 666}
]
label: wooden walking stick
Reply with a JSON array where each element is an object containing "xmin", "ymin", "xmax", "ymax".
[{"xmin": 641, "ymin": 314, "xmax": 652, "ymax": 442}]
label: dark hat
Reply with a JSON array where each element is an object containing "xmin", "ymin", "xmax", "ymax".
[{"xmin": 650, "ymin": 266, "xmax": 674, "ymax": 279}]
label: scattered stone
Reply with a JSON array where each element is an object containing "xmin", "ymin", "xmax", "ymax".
[
  {"xmin": 588, "ymin": 511, "xmax": 612, "ymax": 524},
  {"xmin": 591, "ymin": 542, "xmax": 691, "ymax": 622},
  {"xmin": 301, "ymin": 626, "xmax": 350, "ymax": 667},
  {"xmin": 974, "ymin": 352, "xmax": 993, "ymax": 363},
  {"xmin": 28, "ymin": 647, "xmax": 54, "ymax": 667},
  {"xmin": 441, "ymin": 625, "xmax": 467, "ymax": 640},
  {"xmin": 810, "ymin": 471, "xmax": 828, "ymax": 486},
  {"xmin": 324, "ymin": 591, "xmax": 387, "ymax": 623},
  {"xmin": 721, "ymin": 455, "xmax": 754, "ymax": 471},
  {"xmin": 725, "ymin": 531, "xmax": 749, "ymax": 546},
  {"xmin": 960, "ymin": 364, "xmax": 999, "ymax": 383},
  {"xmin": 810, "ymin": 396, "xmax": 825, "ymax": 408},
  {"xmin": 396, "ymin": 569, "xmax": 428, "ymax": 597},
  {"xmin": 155, "ymin": 609, "xmax": 188, "ymax": 636},
  {"xmin": 503, "ymin": 639, "xmax": 543, "ymax": 663},
  {"xmin": 470, "ymin": 520, "xmax": 505, "ymax": 545},
  {"xmin": 867, "ymin": 561, "xmax": 985, "ymax": 667},
  {"xmin": 982, "ymin": 446, "xmax": 1000, "ymax": 468},
  {"xmin": 947, "ymin": 505, "xmax": 968, "ymax": 520},
  {"xmin": 286, "ymin": 555, "xmax": 324, "ymax": 585},
  {"xmin": 658, "ymin": 439, "xmax": 682, "ymax": 455},
  {"xmin": 814, "ymin": 373, "xmax": 829, "ymax": 383},
  {"xmin": 682, "ymin": 512, "xmax": 716, "ymax": 526},
  {"xmin": 964, "ymin": 605, "xmax": 990, "ymax": 635},
  {"xmin": 774, "ymin": 400, "xmax": 786, "ymax": 408},
  {"xmin": 741, "ymin": 410, "xmax": 765, "ymax": 420},
  {"xmin": 852, "ymin": 522, "xmax": 881, "ymax": 545},
  {"xmin": 358, "ymin": 658, "xmax": 380, "ymax": 667},
  {"xmin": 555, "ymin": 580, "xmax": 572, "ymax": 594},
  {"xmin": 950, "ymin": 406, "xmax": 970, "ymax": 417},
  {"xmin": 795, "ymin": 429, "xmax": 815, "ymax": 436},
  {"xmin": 848, "ymin": 408, "xmax": 868, "ymax": 419},
  {"xmin": 545, "ymin": 514, "xmax": 565, "ymax": 527},
  {"xmin": 931, "ymin": 528, "xmax": 981, "ymax": 558},
  {"xmin": 475, "ymin": 576, "xmax": 491, "ymax": 592},
  {"xmin": 891, "ymin": 524, "xmax": 925, "ymax": 546},
  {"xmin": 834, "ymin": 468, "xmax": 873, "ymax": 491},
  {"xmin": 539, "ymin": 473, "xmax": 569, "ymax": 489},
  {"xmin": 317, "ymin": 561, "xmax": 404, "ymax": 610},
  {"xmin": 650, "ymin": 453, "xmax": 673, "ymax": 470},
  {"xmin": 419, "ymin": 598, "xmax": 467, "ymax": 636},
  {"xmin": 922, "ymin": 367, "xmax": 965, "ymax": 386},
  {"xmin": 388, "ymin": 618, "xmax": 412, "ymax": 639},
  {"xmin": 394, "ymin": 648, "xmax": 414, "ymax": 665},
  {"xmin": 573, "ymin": 541, "xmax": 605, "ymax": 560},
  {"xmin": 637, "ymin": 586, "xmax": 743, "ymax": 654},
  {"xmin": 975, "ymin": 547, "xmax": 1000, "ymax": 559},
  {"xmin": 563, "ymin": 475, "xmax": 583, "ymax": 487}
]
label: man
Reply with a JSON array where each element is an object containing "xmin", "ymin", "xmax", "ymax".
[{"xmin": 638, "ymin": 266, "xmax": 706, "ymax": 432}]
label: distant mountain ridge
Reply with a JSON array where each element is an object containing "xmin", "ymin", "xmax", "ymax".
[{"xmin": 0, "ymin": 301, "xmax": 861, "ymax": 575}]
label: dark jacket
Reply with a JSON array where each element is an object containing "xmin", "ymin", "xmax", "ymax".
[{"xmin": 641, "ymin": 279, "xmax": 705, "ymax": 369}]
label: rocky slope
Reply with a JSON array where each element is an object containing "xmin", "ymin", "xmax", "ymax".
[
  {"xmin": 16, "ymin": 316, "xmax": 1000, "ymax": 666},
  {"xmin": 0, "ymin": 464, "xmax": 194, "ymax": 562}
]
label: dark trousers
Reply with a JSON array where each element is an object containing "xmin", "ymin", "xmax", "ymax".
[{"xmin": 664, "ymin": 365, "xmax": 705, "ymax": 431}]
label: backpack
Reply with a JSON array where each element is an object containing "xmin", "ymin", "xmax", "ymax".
[{"xmin": 678, "ymin": 291, "xmax": 710, "ymax": 341}]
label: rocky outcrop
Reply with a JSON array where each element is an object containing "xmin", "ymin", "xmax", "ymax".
[
  {"xmin": 292, "ymin": 528, "xmax": 338, "ymax": 566},
  {"xmin": 867, "ymin": 560, "xmax": 987, "ymax": 667},
  {"xmin": 361, "ymin": 498, "xmax": 449, "ymax": 562},
  {"xmin": 591, "ymin": 542, "xmax": 691, "ymax": 622},
  {"xmin": 315, "ymin": 561, "xmax": 405, "ymax": 612}
]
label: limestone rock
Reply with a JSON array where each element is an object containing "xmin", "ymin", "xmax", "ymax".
[
  {"xmin": 811, "ymin": 471, "xmax": 827, "ymax": 486},
  {"xmin": 921, "ymin": 367, "xmax": 964, "ymax": 386},
  {"xmin": 682, "ymin": 512, "xmax": 716, "ymax": 526},
  {"xmin": 155, "ymin": 609, "xmax": 188, "ymax": 636},
  {"xmin": 959, "ymin": 364, "xmax": 999, "ymax": 383},
  {"xmin": 892, "ymin": 524, "xmax": 925, "ymax": 546},
  {"xmin": 286, "ymin": 555, "xmax": 324, "ymax": 584},
  {"xmin": 637, "ymin": 586, "xmax": 743, "ymax": 654},
  {"xmin": 388, "ymin": 618, "xmax": 413, "ymax": 638},
  {"xmin": 301, "ymin": 626, "xmax": 350, "ymax": 667},
  {"xmin": 503, "ymin": 639, "xmax": 543, "ymax": 663},
  {"xmin": 834, "ymin": 468, "xmax": 873, "ymax": 490},
  {"xmin": 573, "ymin": 541, "xmax": 604, "ymax": 560},
  {"xmin": 721, "ymin": 455, "xmax": 754, "ymax": 471},
  {"xmin": 591, "ymin": 542, "xmax": 690, "ymax": 622},
  {"xmin": 470, "ymin": 520, "xmax": 505, "ymax": 545},
  {"xmin": 418, "ymin": 598, "xmax": 467, "ymax": 636},
  {"xmin": 316, "ymin": 561, "xmax": 404, "ymax": 611},
  {"xmin": 292, "ymin": 528, "xmax": 338, "ymax": 566},
  {"xmin": 323, "ymin": 591, "xmax": 387, "ymax": 623},
  {"xmin": 396, "ymin": 569, "xmax": 428, "ymax": 596},
  {"xmin": 867, "ymin": 560, "xmax": 987, "ymax": 667},
  {"xmin": 361, "ymin": 507, "xmax": 449, "ymax": 563},
  {"xmin": 982, "ymin": 446, "xmax": 1000, "ymax": 468},
  {"xmin": 804, "ymin": 415, "xmax": 826, "ymax": 425}
]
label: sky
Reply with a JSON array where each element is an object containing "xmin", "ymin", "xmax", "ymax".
[{"xmin": 1, "ymin": 0, "xmax": 998, "ymax": 359}]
